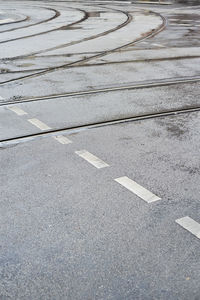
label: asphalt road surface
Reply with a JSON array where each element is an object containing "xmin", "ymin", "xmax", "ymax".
[{"xmin": 0, "ymin": 0, "xmax": 200, "ymax": 299}]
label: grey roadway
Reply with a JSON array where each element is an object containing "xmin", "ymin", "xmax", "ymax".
[
  {"xmin": 0, "ymin": 81, "xmax": 200, "ymax": 141},
  {"xmin": 1, "ymin": 111, "xmax": 200, "ymax": 299},
  {"xmin": 0, "ymin": 0, "xmax": 200, "ymax": 299}
]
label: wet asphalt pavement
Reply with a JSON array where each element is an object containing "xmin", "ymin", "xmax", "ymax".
[{"xmin": 0, "ymin": 0, "xmax": 200, "ymax": 299}]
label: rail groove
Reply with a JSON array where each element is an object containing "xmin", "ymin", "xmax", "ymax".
[
  {"xmin": 1, "ymin": 106, "xmax": 200, "ymax": 145},
  {"xmin": 0, "ymin": 7, "xmax": 60, "ymax": 34},
  {"xmin": 1, "ymin": 75, "xmax": 199, "ymax": 106},
  {"xmin": 0, "ymin": 9, "xmax": 166, "ymax": 85},
  {"xmin": 0, "ymin": 8, "xmax": 87, "ymax": 44}
]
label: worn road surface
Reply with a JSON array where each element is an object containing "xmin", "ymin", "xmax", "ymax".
[{"xmin": 0, "ymin": 0, "xmax": 200, "ymax": 299}]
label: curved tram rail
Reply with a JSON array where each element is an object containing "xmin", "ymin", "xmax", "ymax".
[{"xmin": 0, "ymin": 6, "xmax": 166, "ymax": 84}]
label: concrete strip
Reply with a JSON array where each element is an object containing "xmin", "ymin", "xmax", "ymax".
[
  {"xmin": 75, "ymin": 150, "xmax": 109, "ymax": 169},
  {"xmin": 176, "ymin": 216, "xmax": 200, "ymax": 239},
  {"xmin": 87, "ymin": 47, "xmax": 200, "ymax": 65},
  {"xmin": 115, "ymin": 176, "xmax": 161, "ymax": 203},
  {"xmin": 46, "ymin": 11, "xmax": 163, "ymax": 55}
]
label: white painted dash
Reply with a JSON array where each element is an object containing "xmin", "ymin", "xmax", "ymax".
[
  {"xmin": 114, "ymin": 176, "xmax": 161, "ymax": 203},
  {"xmin": 53, "ymin": 135, "xmax": 72, "ymax": 144},
  {"xmin": 28, "ymin": 118, "xmax": 51, "ymax": 130},
  {"xmin": 75, "ymin": 150, "xmax": 109, "ymax": 169},
  {"xmin": 176, "ymin": 216, "xmax": 200, "ymax": 239},
  {"xmin": 8, "ymin": 106, "xmax": 27, "ymax": 116}
]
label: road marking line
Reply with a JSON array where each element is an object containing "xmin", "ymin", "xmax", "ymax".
[
  {"xmin": 28, "ymin": 118, "xmax": 51, "ymax": 130},
  {"xmin": 53, "ymin": 135, "xmax": 72, "ymax": 144},
  {"xmin": 176, "ymin": 216, "xmax": 200, "ymax": 239},
  {"xmin": 114, "ymin": 176, "xmax": 161, "ymax": 203},
  {"xmin": 75, "ymin": 150, "xmax": 109, "ymax": 169},
  {"xmin": 8, "ymin": 106, "xmax": 27, "ymax": 116}
]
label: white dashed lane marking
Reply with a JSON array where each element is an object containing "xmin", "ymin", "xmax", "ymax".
[
  {"xmin": 75, "ymin": 150, "xmax": 109, "ymax": 169},
  {"xmin": 8, "ymin": 106, "xmax": 28, "ymax": 116},
  {"xmin": 115, "ymin": 176, "xmax": 161, "ymax": 203},
  {"xmin": 53, "ymin": 135, "xmax": 72, "ymax": 144},
  {"xmin": 176, "ymin": 216, "xmax": 200, "ymax": 239},
  {"xmin": 28, "ymin": 118, "xmax": 51, "ymax": 130}
]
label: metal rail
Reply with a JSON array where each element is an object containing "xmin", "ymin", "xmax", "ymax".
[
  {"xmin": 0, "ymin": 10, "xmax": 166, "ymax": 84},
  {"xmin": 1, "ymin": 106, "xmax": 200, "ymax": 145},
  {"xmin": 1, "ymin": 75, "xmax": 199, "ymax": 106}
]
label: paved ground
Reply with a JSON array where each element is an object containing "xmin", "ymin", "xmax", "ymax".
[{"xmin": 0, "ymin": 0, "xmax": 200, "ymax": 299}]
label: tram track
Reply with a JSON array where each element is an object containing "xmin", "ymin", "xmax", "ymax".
[
  {"xmin": 3, "ymin": 54, "xmax": 200, "ymax": 74},
  {"xmin": 2, "ymin": 2, "xmax": 196, "ymax": 145},
  {"xmin": 0, "ymin": 7, "xmax": 60, "ymax": 34},
  {"xmin": 0, "ymin": 6, "xmax": 132, "ymax": 80},
  {"xmin": 0, "ymin": 10, "xmax": 166, "ymax": 85},
  {"xmin": 0, "ymin": 15, "xmax": 29, "ymax": 28},
  {"xmin": 15, "ymin": 9, "xmax": 131, "ymax": 58},
  {"xmin": 0, "ymin": 8, "xmax": 88, "ymax": 44},
  {"xmin": 1, "ymin": 6, "xmax": 131, "ymax": 61},
  {"xmin": 1, "ymin": 75, "xmax": 200, "ymax": 106},
  {"xmin": 1, "ymin": 105, "xmax": 200, "ymax": 145}
]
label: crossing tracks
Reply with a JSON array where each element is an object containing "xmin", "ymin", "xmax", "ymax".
[{"xmin": 0, "ymin": 0, "xmax": 200, "ymax": 298}]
